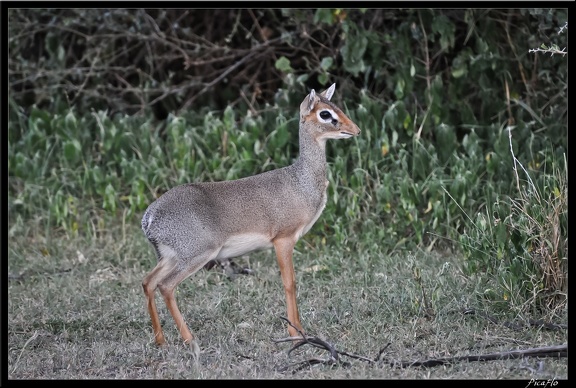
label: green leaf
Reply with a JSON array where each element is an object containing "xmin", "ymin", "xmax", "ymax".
[
  {"xmin": 275, "ymin": 56, "xmax": 293, "ymax": 73},
  {"xmin": 63, "ymin": 140, "xmax": 81, "ymax": 162},
  {"xmin": 452, "ymin": 67, "xmax": 467, "ymax": 78},
  {"xmin": 314, "ymin": 9, "xmax": 334, "ymax": 24},
  {"xmin": 296, "ymin": 74, "xmax": 309, "ymax": 84},
  {"xmin": 403, "ymin": 114, "xmax": 412, "ymax": 130},
  {"xmin": 320, "ymin": 57, "xmax": 334, "ymax": 70},
  {"xmin": 553, "ymin": 186, "xmax": 561, "ymax": 198},
  {"xmin": 270, "ymin": 126, "xmax": 289, "ymax": 150},
  {"xmin": 223, "ymin": 105, "xmax": 235, "ymax": 130},
  {"xmin": 394, "ymin": 78, "xmax": 405, "ymax": 99},
  {"xmin": 392, "ymin": 130, "xmax": 398, "ymax": 147},
  {"xmin": 65, "ymin": 111, "xmax": 77, "ymax": 132},
  {"xmin": 103, "ymin": 183, "xmax": 117, "ymax": 212}
]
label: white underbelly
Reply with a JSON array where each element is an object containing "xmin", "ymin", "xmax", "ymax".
[{"xmin": 216, "ymin": 233, "xmax": 273, "ymax": 260}]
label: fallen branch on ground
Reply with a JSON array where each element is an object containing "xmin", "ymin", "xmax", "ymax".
[{"xmin": 272, "ymin": 317, "xmax": 567, "ymax": 373}]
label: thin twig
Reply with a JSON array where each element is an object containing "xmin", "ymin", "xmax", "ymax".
[
  {"xmin": 178, "ymin": 36, "xmax": 288, "ymax": 113},
  {"xmin": 11, "ymin": 331, "xmax": 39, "ymax": 374},
  {"xmin": 508, "ymin": 126, "xmax": 539, "ymax": 201},
  {"xmin": 418, "ymin": 10, "xmax": 432, "ymax": 105},
  {"xmin": 528, "ymin": 47, "xmax": 567, "ymax": 57},
  {"xmin": 379, "ymin": 345, "xmax": 567, "ymax": 369}
]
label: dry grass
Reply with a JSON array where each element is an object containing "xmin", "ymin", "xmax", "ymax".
[{"xmin": 7, "ymin": 221, "xmax": 567, "ymax": 379}]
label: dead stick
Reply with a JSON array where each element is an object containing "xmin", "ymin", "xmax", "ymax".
[{"xmin": 381, "ymin": 344, "xmax": 567, "ymax": 369}]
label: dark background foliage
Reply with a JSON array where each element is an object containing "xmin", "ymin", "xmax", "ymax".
[{"xmin": 9, "ymin": 9, "xmax": 567, "ymax": 132}]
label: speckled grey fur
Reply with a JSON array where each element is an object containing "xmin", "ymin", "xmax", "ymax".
[{"xmin": 141, "ymin": 83, "xmax": 361, "ymax": 271}]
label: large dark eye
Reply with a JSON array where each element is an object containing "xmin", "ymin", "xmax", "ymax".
[{"xmin": 319, "ymin": 111, "xmax": 332, "ymax": 120}]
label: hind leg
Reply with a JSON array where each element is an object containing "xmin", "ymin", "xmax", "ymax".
[
  {"xmin": 142, "ymin": 258, "xmax": 178, "ymax": 346},
  {"xmin": 156, "ymin": 251, "xmax": 219, "ymax": 358}
]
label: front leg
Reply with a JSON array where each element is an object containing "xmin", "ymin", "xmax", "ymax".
[{"xmin": 273, "ymin": 237, "xmax": 304, "ymax": 337}]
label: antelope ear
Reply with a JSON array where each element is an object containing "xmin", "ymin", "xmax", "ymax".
[
  {"xmin": 300, "ymin": 89, "xmax": 317, "ymax": 116},
  {"xmin": 308, "ymin": 89, "xmax": 317, "ymax": 110},
  {"xmin": 320, "ymin": 83, "xmax": 336, "ymax": 101}
]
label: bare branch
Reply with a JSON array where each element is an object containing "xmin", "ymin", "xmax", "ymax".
[{"xmin": 274, "ymin": 316, "xmax": 567, "ymax": 373}]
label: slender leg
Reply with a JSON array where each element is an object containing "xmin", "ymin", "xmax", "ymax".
[
  {"xmin": 158, "ymin": 283, "xmax": 200, "ymax": 359},
  {"xmin": 273, "ymin": 237, "xmax": 304, "ymax": 337},
  {"xmin": 142, "ymin": 264, "xmax": 169, "ymax": 346},
  {"xmin": 158, "ymin": 284, "xmax": 194, "ymax": 344},
  {"xmin": 157, "ymin": 258, "xmax": 212, "ymax": 359}
]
